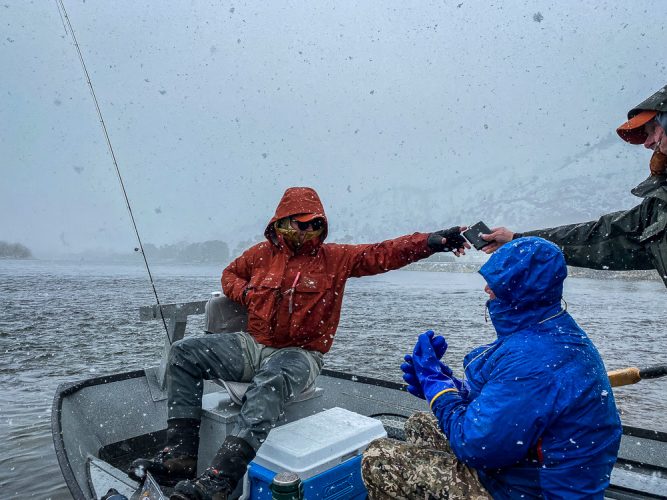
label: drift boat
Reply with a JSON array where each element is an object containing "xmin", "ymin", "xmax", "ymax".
[{"xmin": 52, "ymin": 299, "xmax": 667, "ymax": 499}]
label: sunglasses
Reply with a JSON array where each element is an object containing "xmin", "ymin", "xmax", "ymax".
[{"xmin": 292, "ymin": 218, "xmax": 324, "ymax": 231}]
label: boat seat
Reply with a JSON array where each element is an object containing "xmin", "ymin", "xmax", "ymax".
[
  {"xmin": 212, "ymin": 379, "xmax": 318, "ymax": 406},
  {"xmin": 204, "ymin": 294, "xmax": 322, "ymax": 405},
  {"xmin": 204, "ymin": 292, "xmax": 248, "ymax": 334}
]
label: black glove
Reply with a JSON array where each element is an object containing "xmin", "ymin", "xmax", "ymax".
[
  {"xmin": 427, "ymin": 226, "xmax": 467, "ymax": 252},
  {"xmin": 242, "ymin": 286, "xmax": 252, "ymax": 306}
]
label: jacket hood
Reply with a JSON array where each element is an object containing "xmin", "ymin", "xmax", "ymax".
[
  {"xmin": 264, "ymin": 187, "xmax": 329, "ymax": 244},
  {"xmin": 627, "ymin": 83, "xmax": 667, "ymax": 118},
  {"xmin": 479, "ymin": 237, "xmax": 567, "ymax": 336}
]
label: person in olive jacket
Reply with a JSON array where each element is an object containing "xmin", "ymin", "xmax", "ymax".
[{"xmin": 481, "ymin": 83, "xmax": 667, "ymax": 287}]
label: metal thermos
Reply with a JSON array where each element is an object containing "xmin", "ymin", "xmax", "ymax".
[{"xmin": 270, "ymin": 471, "xmax": 303, "ymax": 500}]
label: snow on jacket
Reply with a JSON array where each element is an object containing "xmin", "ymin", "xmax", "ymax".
[
  {"xmin": 432, "ymin": 237, "xmax": 622, "ymax": 499},
  {"xmin": 222, "ymin": 187, "xmax": 434, "ymax": 353}
]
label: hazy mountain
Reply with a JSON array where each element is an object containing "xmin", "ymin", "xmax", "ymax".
[{"xmin": 324, "ymin": 134, "xmax": 647, "ymax": 244}]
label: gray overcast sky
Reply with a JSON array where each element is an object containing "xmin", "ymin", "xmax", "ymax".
[{"xmin": 1, "ymin": 1, "xmax": 665, "ymax": 256}]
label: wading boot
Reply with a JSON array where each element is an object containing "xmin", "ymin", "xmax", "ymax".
[
  {"xmin": 128, "ymin": 418, "xmax": 200, "ymax": 487},
  {"xmin": 170, "ymin": 436, "xmax": 256, "ymax": 500}
]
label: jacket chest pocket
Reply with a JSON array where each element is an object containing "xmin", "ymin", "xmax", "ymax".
[
  {"xmin": 292, "ymin": 273, "xmax": 334, "ymax": 313},
  {"xmin": 295, "ymin": 273, "xmax": 333, "ymax": 293},
  {"xmin": 247, "ymin": 274, "xmax": 281, "ymax": 321},
  {"xmin": 639, "ymin": 211, "xmax": 667, "ymax": 244}
]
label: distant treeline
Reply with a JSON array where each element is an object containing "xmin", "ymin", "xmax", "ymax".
[
  {"xmin": 63, "ymin": 237, "xmax": 462, "ymax": 264},
  {"xmin": 142, "ymin": 236, "xmax": 451, "ymax": 264},
  {"xmin": 0, "ymin": 241, "xmax": 32, "ymax": 259},
  {"xmin": 141, "ymin": 237, "xmax": 454, "ymax": 264},
  {"xmin": 426, "ymin": 252, "xmax": 455, "ymax": 262},
  {"xmin": 143, "ymin": 240, "xmax": 230, "ymax": 263}
]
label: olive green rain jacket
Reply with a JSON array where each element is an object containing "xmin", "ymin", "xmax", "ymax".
[{"xmin": 519, "ymin": 174, "xmax": 667, "ymax": 287}]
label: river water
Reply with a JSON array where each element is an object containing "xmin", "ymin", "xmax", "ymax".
[{"xmin": 1, "ymin": 259, "xmax": 665, "ymax": 499}]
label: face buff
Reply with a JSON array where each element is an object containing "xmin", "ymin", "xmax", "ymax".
[
  {"xmin": 649, "ymin": 112, "xmax": 667, "ymax": 176},
  {"xmin": 650, "ymin": 148, "xmax": 667, "ymax": 176},
  {"xmin": 274, "ymin": 217, "xmax": 324, "ymax": 249}
]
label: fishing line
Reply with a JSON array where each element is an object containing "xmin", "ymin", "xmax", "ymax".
[
  {"xmin": 55, "ymin": 0, "xmax": 170, "ymax": 338},
  {"xmin": 52, "ymin": 0, "xmax": 68, "ymax": 35}
]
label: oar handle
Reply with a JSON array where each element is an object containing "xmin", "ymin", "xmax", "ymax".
[
  {"xmin": 608, "ymin": 367, "xmax": 640, "ymax": 387},
  {"xmin": 608, "ymin": 365, "xmax": 667, "ymax": 387}
]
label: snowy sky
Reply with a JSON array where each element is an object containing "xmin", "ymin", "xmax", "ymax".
[{"xmin": 1, "ymin": 1, "xmax": 665, "ymax": 256}]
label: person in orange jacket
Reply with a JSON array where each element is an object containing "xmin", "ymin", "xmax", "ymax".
[{"xmin": 130, "ymin": 186, "xmax": 469, "ymax": 500}]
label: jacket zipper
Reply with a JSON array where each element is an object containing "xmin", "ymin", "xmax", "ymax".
[{"xmin": 287, "ymin": 271, "xmax": 301, "ymax": 314}]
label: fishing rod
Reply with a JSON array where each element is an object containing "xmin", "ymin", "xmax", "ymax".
[{"xmin": 55, "ymin": 0, "xmax": 170, "ymax": 338}]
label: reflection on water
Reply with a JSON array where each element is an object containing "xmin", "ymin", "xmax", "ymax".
[{"xmin": 0, "ymin": 260, "xmax": 665, "ymax": 498}]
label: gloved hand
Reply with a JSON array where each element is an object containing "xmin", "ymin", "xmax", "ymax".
[
  {"xmin": 401, "ymin": 331, "xmax": 448, "ymax": 399},
  {"xmin": 241, "ymin": 286, "xmax": 253, "ymax": 306},
  {"xmin": 401, "ymin": 332, "xmax": 470, "ymax": 400},
  {"xmin": 411, "ymin": 332, "xmax": 458, "ymax": 407},
  {"xmin": 427, "ymin": 226, "xmax": 468, "ymax": 253},
  {"xmin": 404, "ymin": 359, "xmax": 469, "ymax": 399}
]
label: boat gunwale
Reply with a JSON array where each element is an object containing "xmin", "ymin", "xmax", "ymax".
[{"xmin": 51, "ymin": 369, "xmax": 146, "ymax": 500}]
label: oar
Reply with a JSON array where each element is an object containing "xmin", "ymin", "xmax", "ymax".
[{"xmin": 608, "ymin": 364, "xmax": 667, "ymax": 388}]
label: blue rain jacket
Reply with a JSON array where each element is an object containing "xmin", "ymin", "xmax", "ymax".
[{"xmin": 432, "ymin": 237, "xmax": 622, "ymax": 499}]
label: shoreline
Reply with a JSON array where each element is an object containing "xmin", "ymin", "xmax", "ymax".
[
  {"xmin": 406, "ymin": 261, "xmax": 661, "ymax": 282},
  {"xmin": 2, "ymin": 257, "xmax": 661, "ymax": 283}
]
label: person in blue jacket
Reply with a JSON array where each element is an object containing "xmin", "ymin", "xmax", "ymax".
[{"xmin": 362, "ymin": 237, "xmax": 622, "ymax": 499}]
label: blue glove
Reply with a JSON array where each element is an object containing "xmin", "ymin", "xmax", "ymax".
[
  {"xmin": 412, "ymin": 332, "xmax": 457, "ymax": 407},
  {"xmin": 404, "ymin": 358, "xmax": 470, "ymax": 400},
  {"xmin": 402, "ymin": 341, "xmax": 469, "ymax": 399},
  {"xmin": 401, "ymin": 354, "xmax": 426, "ymax": 398},
  {"xmin": 401, "ymin": 331, "xmax": 448, "ymax": 399}
]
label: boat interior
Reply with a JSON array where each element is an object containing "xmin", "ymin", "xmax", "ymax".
[{"xmin": 51, "ymin": 300, "xmax": 667, "ymax": 499}]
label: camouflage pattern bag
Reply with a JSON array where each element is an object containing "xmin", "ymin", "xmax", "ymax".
[{"xmin": 362, "ymin": 412, "xmax": 491, "ymax": 500}]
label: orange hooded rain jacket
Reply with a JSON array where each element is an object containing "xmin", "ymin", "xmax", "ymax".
[{"xmin": 222, "ymin": 187, "xmax": 434, "ymax": 353}]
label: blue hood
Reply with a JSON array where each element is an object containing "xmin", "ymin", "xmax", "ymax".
[{"xmin": 479, "ymin": 237, "xmax": 567, "ymax": 336}]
